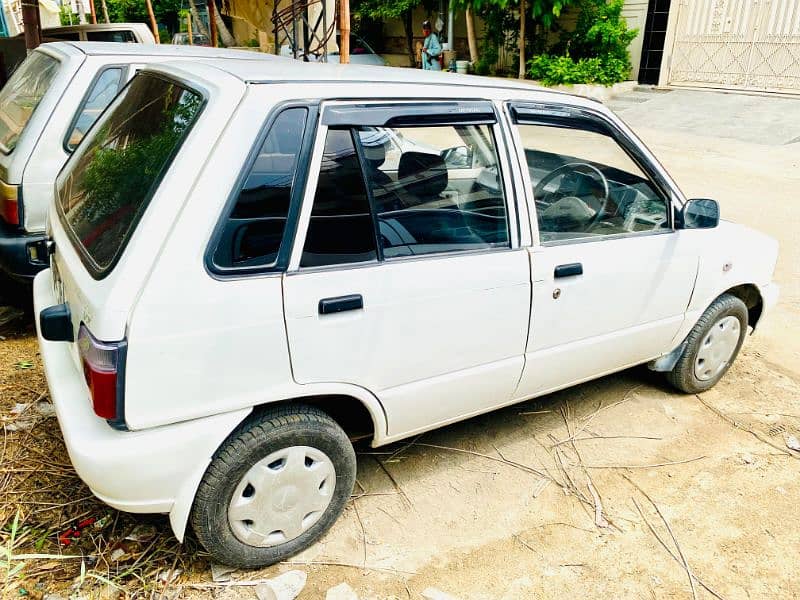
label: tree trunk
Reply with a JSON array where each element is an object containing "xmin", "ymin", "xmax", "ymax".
[
  {"xmin": 213, "ymin": 4, "xmax": 236, "ymax": 47},
  {"xmin": 404, "ymin": 9, "xmax": 415, "ymax": 67},
  {"xmin": 145, "ymin": 0, "xmax": 159, "ymax": 42},
  {"xmin": 518, "ymin": 0, "xmax": 526, "ymax": 79},
  {"xmin": 339, "ymin": 0, "xmax": 350, "ymax": 63},
  {"xmin": 465, "ymin": 6, "xmax": 478, "ymax": 63},
  {"xmin": 100, "ymin": 0, "xmax": 109, "ymax": 23},
  {"xmin": 189, "ymin": 1, "xmax": 211, "ymax": 39}
]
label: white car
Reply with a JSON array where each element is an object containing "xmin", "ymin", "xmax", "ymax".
[
  {"xmin": 34, "ymin": 59, "xmax": 779, "ymax": 568},
  {"xmin": 41, "ymin": 23, "xmax": 157, "ymax": 44},
  {"xmin": 0, "ymin": 42, "xmax": 277, "ymax": 283}
]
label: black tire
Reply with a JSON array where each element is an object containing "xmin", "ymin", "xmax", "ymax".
[
  {"xmin": 190, "ymin": 405, "xmax": 356, "ymax": 568},
  {"xmin": 666, "ymin": 293, "xmax": 748, "ymax": 394}
]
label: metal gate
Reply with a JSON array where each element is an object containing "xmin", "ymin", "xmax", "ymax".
[{"xmin": 666, "ymin": 0, "xmax": 800, "ymax": 93}]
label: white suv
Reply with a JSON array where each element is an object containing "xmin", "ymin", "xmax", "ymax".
[{"xmin": 34, "ymin": 60, "xmax": 779, "ymax": 568}]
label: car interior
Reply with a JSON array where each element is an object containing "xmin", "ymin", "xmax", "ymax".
[{"xmin": 520, "ymin": 125, "xmax": 670, "ymax": 243}]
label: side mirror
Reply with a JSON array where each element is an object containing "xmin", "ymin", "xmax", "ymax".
[
  {"xmin": 680, "ymin": 198, "xmax": 719, "ymax": 229},
  {"xmin": 441, "ymin": 145, "xmax": 473, "ymax": 169}
]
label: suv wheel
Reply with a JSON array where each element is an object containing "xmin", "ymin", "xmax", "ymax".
[
  {"xmin": 191, "ymin": 405, "xmax": 356, "ymax": 568},
  {"xmin": 666, "ymin": 293, "xmax": 748, "ymax": 394}
]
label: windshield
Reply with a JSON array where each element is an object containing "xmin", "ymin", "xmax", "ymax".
[
  {"xmin": 57, "ymin": 73, "xmax": 203, "ymax": 275},
  {"xmin": 0, "ymin": 51, "xmax": 60, "ymax": 154}
]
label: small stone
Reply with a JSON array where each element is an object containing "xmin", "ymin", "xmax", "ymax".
[
  {"xmin": 786, "ymin": 435, "xmax": 800, "ymax": 452},
  {"xmin": 255, "ymin": 584, "xmax": 278, "ymax": 600},
  {"xmin": 259, "ymin": 570, "xmax": 307, "ymax": 600},
  {"xmin": 326, "ymin": 582, "xmax": 359, "ymax": 600},
  {"xmin": 110, "ymin": 548, "xmax": 126, "ymax": 562},
  {"xmin": 35, "ymin": 401, "xmax": 56, "ymax": 417},
  {"xmin": 421, "ymin": 588, "xmax": 460, "ymax": 600},
  {"xmin": 210, "ymin": 562, "xmax": 236, "ymax": 583},
  {"xmin": 741, "ymin": 452, "xmax": 755, "ymax": 464}
]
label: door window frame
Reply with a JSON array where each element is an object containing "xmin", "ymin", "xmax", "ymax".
[
  {"xmin": 288, "ymin": 99, "xmax": 523, "ymax": 273},
  {"xmin": 506, "ymin": 101, "xmax": 682, "ymax": 248}
]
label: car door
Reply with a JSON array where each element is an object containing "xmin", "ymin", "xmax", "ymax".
[
  {"xmin": 506, "ymin": 102, "xmax": 699, "ymax": 399},
  {"xmin": 282, "ymin": 101, "xmax": 531, "ymax": 439}
]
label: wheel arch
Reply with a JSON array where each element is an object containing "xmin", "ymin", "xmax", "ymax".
[
  {"xmin": 168, "ymin": 384, "xmax": 387, "ymax": 542},
  {"xmin": 721, "ymin": 283, "xmax": 764, "ymax": 330}
]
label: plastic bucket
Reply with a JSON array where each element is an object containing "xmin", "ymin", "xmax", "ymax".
[{"xmin": 456, "ymin": 60, "xmax": 470, "ymax": 74}]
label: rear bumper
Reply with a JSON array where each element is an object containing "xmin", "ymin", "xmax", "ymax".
[
  {"xmin": 33, "ymin": 269, "xmax": 250, "ymax": 527},
  {"xmin": 0, "ymin": 220, "xmax": 47, "ymax": 280}
]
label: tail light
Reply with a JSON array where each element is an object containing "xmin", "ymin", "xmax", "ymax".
[
  {"xmin": 77, "ymin": 325, "xmax": 126, "ymax": 424},
  {"xmin": 0, "ymin": 181, "xmax": 19, "ymax": 225}
]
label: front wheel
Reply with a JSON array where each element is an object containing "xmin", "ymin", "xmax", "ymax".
[
  {"xmin": 191, "ymin": 405, "xmax": 356, "ymax": 568},
  {"xmin": 666, "ymin": 293, "xmax": 748, "ymax": 394}
]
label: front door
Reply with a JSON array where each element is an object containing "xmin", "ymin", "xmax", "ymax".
[
  {"xmin": 507, "ymin": 103, "xmax": 699, "ymax": 399},
  {"xmin": 283, "ymin": 101, "xmax": 531, "ymax": 440}
]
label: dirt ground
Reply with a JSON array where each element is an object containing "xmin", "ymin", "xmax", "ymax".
[{"xmin": 1, "ymin": 90, "xmax": 799, "ymax": 599}]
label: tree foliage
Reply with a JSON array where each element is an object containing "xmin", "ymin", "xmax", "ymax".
[{"xmin": 529, "ymin": 0, "xmax": 638, "ymax": 85}]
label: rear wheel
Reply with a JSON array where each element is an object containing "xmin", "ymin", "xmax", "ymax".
[
  {"xmin": 666, "ymin": 293, "xmax": 748, "ymax": 394},
  {"xmin": 191, "ymin": 405, "xmax": 356, "ymax": 568}
]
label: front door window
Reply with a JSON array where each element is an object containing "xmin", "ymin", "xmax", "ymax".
[{"xmin": 516, "ymin": 123, "xmax": 669, "ymax": 244}]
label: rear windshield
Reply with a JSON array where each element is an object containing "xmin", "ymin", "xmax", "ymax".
[
  {"xmin": 0, "ymin": 51, "xmax": 60, "ymax": 154},
  {"xmin": 57, "ymin": 73, "xmax": 203, "ymax": 275}
]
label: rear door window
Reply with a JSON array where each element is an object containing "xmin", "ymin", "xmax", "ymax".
[
  {"xmin": 300, "ymin": 129, "xmax": 378, "ymax": 267},
  {"xmin": 0, "ymin": 51, "xmax": 60, "ymax": 153},
  {"xmin": 87, "ymin": 30, "xmax": 137, "ymax": 43},
  {"xmin": 57, "ymin": 73, "xmax": 203, "ymax": 275},
  {"xmin": 210, "ymin": 107, "xmax": 308, "ymax": 272},
  {"xmin": 65, "ymin": 67, "xmax": 124, "ymax": 151}
]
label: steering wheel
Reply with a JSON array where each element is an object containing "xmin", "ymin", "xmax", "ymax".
[{"xmin": 534, "ymin": 162, "xmax": 611, "ymax": 225}]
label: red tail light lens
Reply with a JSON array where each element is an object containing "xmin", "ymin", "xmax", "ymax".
[
  {"xmin": 77, "ymin": 325, "xmax": 124, "ymax": 421},
  {"xmin": 0, "ymin": 181, "xmax": 19, "ymax": 225}
]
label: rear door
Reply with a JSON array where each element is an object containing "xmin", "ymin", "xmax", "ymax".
[{"xmin": 283, "ymin": 101, "xmax": 531, "ymax": 439}]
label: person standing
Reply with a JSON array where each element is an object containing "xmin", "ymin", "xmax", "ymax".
[{"xmin": 421, "ymin": 20, "xmax": 442, "ymax": 71}]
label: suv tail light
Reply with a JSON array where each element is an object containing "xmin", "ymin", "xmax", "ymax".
[
  {"xmin": 77, "ymin": 325, "xmax": 126, "ymax": 424},
  {"xmin": 0, "ymin": 181, "xmax": 19, "ymax": 225}
]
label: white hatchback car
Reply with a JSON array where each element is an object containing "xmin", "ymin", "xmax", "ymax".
[
  {"xmin": 34, "ymin": 60, "xmax": 779, "ymax": 567},
  {"xmin": 0, "ymin": 42, "xmax": 275, "ymax": 284}
]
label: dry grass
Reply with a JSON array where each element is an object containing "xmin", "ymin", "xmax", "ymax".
[{"xmin": 0, "ymin": 317, "xmax": 212, "ymax": 599}]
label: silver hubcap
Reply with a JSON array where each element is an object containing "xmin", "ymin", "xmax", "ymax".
[
  {"xmin": 228, "ymin": 446, "xmax": 336, "ymax": 547},
  {"xmin": 694, "ymin": 315, "xmax": 741, "ymax": 381}
]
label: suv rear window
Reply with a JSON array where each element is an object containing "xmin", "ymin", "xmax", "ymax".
[
  {"xmin": 57, "ymin": 73, "xmax": 203, "ymax": 275},
  {"xmin": 0, "ymin": 51, "xmax": 60, "ymax": 154}
]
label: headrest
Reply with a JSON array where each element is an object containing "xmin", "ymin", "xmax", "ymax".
[
  {"xmin": 361, "ymin": 142, "xmax": 386, "ymax": 168},
  {"xmin": 398, "ymin": 151, "xmax": 448, "ymax": 198}
]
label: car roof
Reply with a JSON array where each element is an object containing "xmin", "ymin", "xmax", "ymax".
[
  {"xmin": 43, "ymin": 41, "xmax": 285, "ymax": 61},
  {"xmin": 43, "ymin": 23, "xmax": 151, "ymax": 32},
  {"xmin": 152, "ymin": 57, "xmax": 581, "ymax": 99}
]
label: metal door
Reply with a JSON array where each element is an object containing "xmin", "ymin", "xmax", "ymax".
[{"xmin": 666, "ymin": 0, "xmax": 800, "ymax": 93}]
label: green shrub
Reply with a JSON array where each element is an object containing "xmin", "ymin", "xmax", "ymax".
[
  {"xmin": 474, "ymin": 43, "xmax": 499, "ymax": 76},
  {"xmin": 570, "ymin": 0, "xmax": 637, "ymax": 62},
  {"xmin": 529, "ymin": 0, "xmax": 637, "ymax": 86},
  {"xmin": 529, "ymin": 54, "xmax": 630, "ymax": 85}
]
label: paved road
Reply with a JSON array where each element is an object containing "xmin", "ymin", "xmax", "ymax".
[{"xmin": 607, "ymin": 87, "xmax": 800, "ymax": 146}]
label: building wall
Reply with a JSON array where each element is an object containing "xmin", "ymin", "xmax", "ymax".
[{"xmin": 622, "ymin": 0, "xmax": 649, "ymax": 78}]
